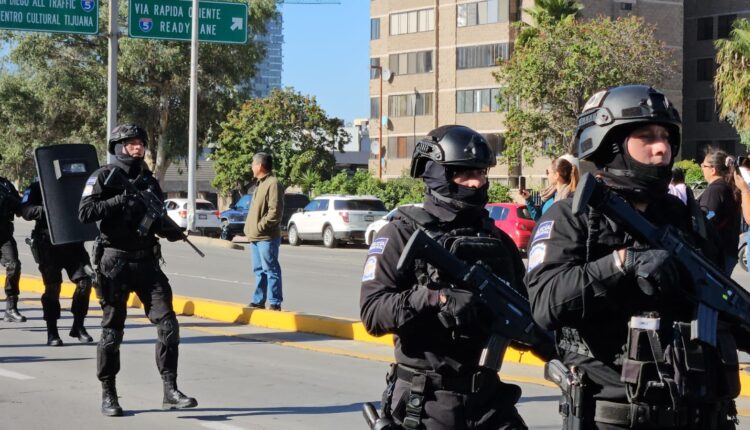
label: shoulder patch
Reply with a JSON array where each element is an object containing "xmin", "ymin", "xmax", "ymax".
[
  {"xmin": 532, "ymin": 220, "xmax": 554, "ymax": 243},
  {"xmin": 82, "ymin": 174, "xmax": 98, "ymax": 197},
  {"xmin": 527, "ymin": 243, "xmax": 547, "ymax": 273},
  {"xmin": 368, "ymin": 237, "xmax": 388, "ymax": 255},
  {"xmin": 21, "ymin": 188, "xmax": 30, "ymax": 204},
  {"xmin": 362, "ymin": 256, "xmax": 377, "ymax": 282}
]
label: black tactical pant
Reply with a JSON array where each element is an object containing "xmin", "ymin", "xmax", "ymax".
[
  {"xmin": 388, "ymin": 369, "xmax": 527, "ymax": 430},
  {"xmin": 0, "ymin": 237, "xmax": 21, "ymax": 296},
  {"xmin": 37, "ymin": 240, "xmax": 92, "ymax": 321},
  {"xmin": 96, "ymin": 249, "xmax": 179, "ymax": 382}
]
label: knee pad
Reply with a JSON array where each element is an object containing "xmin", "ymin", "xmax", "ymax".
[
  {"xmin": 157, "ymin": 316, "xmax": 180, "ymax": 347},
  {"xmin": 99, "ymin": 328, "xmax": 123, "ymax": 353}
]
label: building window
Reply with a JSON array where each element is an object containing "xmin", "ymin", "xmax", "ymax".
[
  {"xmin": 696, "ymin": 58, "xmax": 714, "ymax": 82},
  {"xmin": 389, "ymin": 50, "xmax": 433, "ymax": 76},
  {"xmin": 457, "ymin": 43, "xmax": 510, "ymax": 69},
  {"xmin": 620, "ymin": 2, "xmax": 632, "ymax": 11},
  {"xmin": 696, "ymin": 99, "xmax": 714, "ymax": 122},
  {"xmin": 717, "ymin": 140, "xmax": 738, "ymax": 154},
  {"xmin": 370, "ymin": 97, "xmax": 380, "ymax": 119},
  {"xmin": 456, "ymin": 88, "xmax": 503, "ymax": 113},
  {"xmin": 371, "ymin": 18, "xmax": 380, "ymax": 40},
  {"xmin": 390, "ymin": 8, "xmax": 434, "ymax": 36},
  {"xmin": 457, "ymin": 0, "xmax": 509, "ymax": 27},
  {"xmin": 370, "ymin": 58, "xmax": 380, "ymax": 80},
  {"xmin": 387, "ymin": 136, "xmax": 419, "ymax": 159},
  {"xmin": 697, "ymin": 17, "xmax": 713, "ymax": 41},
  {"xmin": 388, "ymin": 93, "xmax": 433, "ymax": 117},
  {"xmin": 717, "ymin": 14, "xmax": 737, "ymax": 39}
]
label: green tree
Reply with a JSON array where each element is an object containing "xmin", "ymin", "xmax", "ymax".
[
  {"xmin": 212, "ymin": 88, "xmax": 349, "ymax": 194},
  {"xmin": 0, "ymin": 0, "xmax": 278, "ymax": 182},
  {"xmin": 673, "ymin": 159, "xmax": 704, "ymax": 186},
  {"xmin": 488, "ymin": 183, "xmax": 512, "ymax": 203},
  {"xmin": 715, "ymin": 18, "xmax": 750, "ymax": 147},
  {"xmin": 495, "ymin": 16, "xmax": 673, "ymax": 166}
]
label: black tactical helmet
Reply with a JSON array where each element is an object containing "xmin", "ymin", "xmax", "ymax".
[
  {"xmin": 574, "ymin": 85, "xmax": 681, "ymax": 165},
  {"xmin": 410, "ymin": 125, "xmax": 496, "ymax": 178},
  {"xmin": 108, "ymin": 123, "xmax": 148, "ymax": 155}
]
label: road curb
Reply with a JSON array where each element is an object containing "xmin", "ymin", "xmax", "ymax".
[{"xmin": 9, "ymin": 275, "xmax": 750, "ymax": 398}]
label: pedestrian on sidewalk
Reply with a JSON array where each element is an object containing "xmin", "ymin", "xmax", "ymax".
[
  {"xmin": 0, "ymin": 162, "xmax": 25, "ymax": 323},
  {"xmin": 21, "ymin": 181, "xmax": 94, "ymax": 346},
  {"xmin": 79, "ymin": 124, "xmax": 197, "ymax": 417},
  {"xmin": 245, "ymin": 152, "xmax": 284, "ymax": 311}
]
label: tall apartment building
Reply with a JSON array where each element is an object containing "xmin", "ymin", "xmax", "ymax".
[
  {"xmin": 250, "ymin": 14, "xmax": 284, "ymax": 99},
  {"xmin": 370, "ymin": 0, "xmax": 748, "ymax": 185},
  {"xmin": 369, "ymin": 0, "xmax": 521, "ymax": 181}
]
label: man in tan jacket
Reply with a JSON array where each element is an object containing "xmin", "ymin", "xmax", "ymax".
[{"xmin": 244, "ymin": 153, "xmax": 285, "ymax": 310}]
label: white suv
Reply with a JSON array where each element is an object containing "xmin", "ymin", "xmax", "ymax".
[{"xmin": 287, "ymin": 195, "xmax": 388, "ymax": 248}]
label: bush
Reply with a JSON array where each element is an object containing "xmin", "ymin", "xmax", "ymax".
[
  {"xmin": 309, "ymin": 170, "xmax": 424, "ymax": 210},
  {"xmin": 673, "ymin": 159, "xmax": 704, "ymax": 186},
  {"xmin": 488, "ymin": 183, "xmax": 512, "ymax": 203}
]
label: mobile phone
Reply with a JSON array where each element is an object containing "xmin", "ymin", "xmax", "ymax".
[
  {"xmin": 519, "ymin": 176, "xmax": 526, "ymax": 192},
  {"xmin": 739, "ymin": 165, "xmax": 750, "ymax": 185}
]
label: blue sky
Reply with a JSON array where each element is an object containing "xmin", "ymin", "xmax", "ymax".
[{"xmin": 280, "ymin": 1, "xmax": 368, "ymax": 123}]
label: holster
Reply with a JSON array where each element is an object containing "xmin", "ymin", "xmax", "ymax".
[{"xmin": 25, "ymin": 237, "xmax": 40, "ymax": 264}]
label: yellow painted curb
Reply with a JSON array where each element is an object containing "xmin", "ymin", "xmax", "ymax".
[{"xmin": 9, "ymin": 275, "xmax": 747, "ymax": 398}]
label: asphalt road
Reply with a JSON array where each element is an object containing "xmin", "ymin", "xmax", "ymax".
[{"xmin": 0, "ymin": 302, "xmax": 565, "ymax": 429}]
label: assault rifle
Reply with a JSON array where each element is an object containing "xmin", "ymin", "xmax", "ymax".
[
  {"xmin": 396, "ymin": 229, "xmax": 556, "ymax": 371},
  {"xmin": 572, "ymin": 173, "xmax": 750, "ymax": 346},
  {"xmin": 104, "ymin": 168, "xmax": 205, "ymax": 258}
]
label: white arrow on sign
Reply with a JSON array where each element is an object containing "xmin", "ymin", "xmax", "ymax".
[{"xmin": 230, "ymin": 17, "xmax": 243, "ymax": 31}]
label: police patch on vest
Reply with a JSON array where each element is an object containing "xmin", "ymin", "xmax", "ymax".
[
  {"xmin": 82, "ymin": 175, "xmax": 97, "ymax": 197},
  {"xmin": 362, "ymin": 256, "xmax": 377, "ymax": 281},
  {"xmin": 21, "ymin": 189, "xmax": 30, "ymax": 203},
  {"xmin": 527, "ymin": 243, "xmax": 546, "ymax": 272},
  {"xmin": 368, "ymin": 237, "xmax": 388, "ymax": 255},
  {"xmin": 532, "ymin": 220, "xmax": 554, "ymax": 243}
]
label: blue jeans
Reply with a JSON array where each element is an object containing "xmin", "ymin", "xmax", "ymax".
[{"xmin": 250, "ymin": 238, "xmax": 283, "ymax": 306}]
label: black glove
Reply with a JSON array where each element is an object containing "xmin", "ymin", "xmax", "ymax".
[
  {"xmin": 623, "ymin": 247, "xmax": 680, "ymax": 295},
  {"xmin": 105, "ymin": 194, "xmax": 125, "ymax": 209},
  {"xmin": 438, "ymin": 288, "xmax": 485, "ymax": 331}
]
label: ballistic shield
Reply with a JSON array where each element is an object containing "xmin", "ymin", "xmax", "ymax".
[{"xmin": 35, "ymin": 144, "xmax": 100, "ymax": 245}]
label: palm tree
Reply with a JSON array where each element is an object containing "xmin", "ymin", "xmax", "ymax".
[
  {"xmin": 516, "ymin": 0, "xmax": 583, "ymax": 46},
  {"xmin": 524, "ymin": 0, "xmax": 583, "ymax": 27},
  {"xmin": 715, "ymin": 18, "xmax": 750, "ymax": 140}
]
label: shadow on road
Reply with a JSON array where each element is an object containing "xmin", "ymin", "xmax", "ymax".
[
  {"xmin": 0, "ymin": 355, "xmax": 92, "ymax": 364},
  {"xmin": 169, "ymin": 402, "xmax": 366, "ymax": 420}
]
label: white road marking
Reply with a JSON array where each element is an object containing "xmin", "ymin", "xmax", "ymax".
[
  {"xmin": 200, "ymin": 422, "xmax": 249, "ymax": 430},
  {"xmin": 0, "ymin": 367, "xmax": 34, "ymax": 380},
  {"xmin": 162, "ymin": 272, "xmax": 252, "ymax": 286}
]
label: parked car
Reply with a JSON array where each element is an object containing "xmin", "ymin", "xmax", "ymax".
[
  {"xmin": 365, "ymin": 203, "xmax": 423, "ymax": 246},
  {"xmin": 485, "ymin": 203, "xmax": 535, "ymax": 253},
  {"xmin": 220, "ymin": 193, "xmax": 310, "ymax": 241},
  {"xmin": 220, "ymin": 194, "xmax": 252, "ymax": 226},
  {"xmin": 287, "ymin": 195, "xmax": 388, "ymax": 248},
  {"xmin": 164, "ymin": 198, "xmax": 222, "ymax": 237}
]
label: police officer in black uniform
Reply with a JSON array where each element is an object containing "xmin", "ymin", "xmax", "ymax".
[
  {"xmin": 21, "ymin": 181, "xmax": 94, "ymax": 346},
  {"xmin": 526, "ymin": 85, "xmax": 745, "ymax": 429},
  {"xmin": 0, "ymin": 165, "xmax": 25, "ymax": 323},
  {"xmin": 79, "ymin": 124, "xmax": 197, "ymax": 417},
  {"xmin": 360, "ymin": 125, "xmax": 528, "ymax": 430}
]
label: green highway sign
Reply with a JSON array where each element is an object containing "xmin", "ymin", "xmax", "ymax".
[
  {"xmin": 0, "ymin": 0, "xmax": 99, "ymax": 35},
  {"xmin": 129, "ymin": 0, "xmax": 248, "ymax": 44}
]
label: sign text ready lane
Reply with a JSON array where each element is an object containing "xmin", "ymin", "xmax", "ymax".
[
  {"xmin": 0, "ymin": 0, "xmax": 98, "ymax": 35},
  {"xmin": 129, "ymin": 0, "xmax": 247, "ymax": 44}
]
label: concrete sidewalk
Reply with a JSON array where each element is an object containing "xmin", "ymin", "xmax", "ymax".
[{"xmin": 9, "ymin": 274, "xmax": 750, "ymax": 399}]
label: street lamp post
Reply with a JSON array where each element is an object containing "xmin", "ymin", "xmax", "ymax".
[{"xmin": 370, "ymin": 64, "xmax": 383, "ymax": 179}]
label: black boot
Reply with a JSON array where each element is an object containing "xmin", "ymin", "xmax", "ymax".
[
  {"xmin": 69, "ymin": 316, "xmax": 93, "ymax": 343},
  {"xmin": 101, "ymin": 380, "xmax": 123, "ymax": 417},
  {"xmin": 4, "ymin": 295, "xmax": 26, "ymax": 322},
  {"xmin": 162, "ymin": 376, "xmax": 198, "ymax": 410},
  {"xmin": 46, "ymin": 320, "xmax": 63, "ymax": 347}
]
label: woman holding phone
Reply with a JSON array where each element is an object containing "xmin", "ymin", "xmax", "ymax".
[{"xmin": 520, "ymin": 154, "xmax": 579, "ymax": 220}]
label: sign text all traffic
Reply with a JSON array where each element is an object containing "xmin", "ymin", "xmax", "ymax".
[
  {"xmin": 128, "ymin": 0, "xmax": 247, "ymax": 44},
  {"xmin": 0, "ymin": 0, "xmax": 98, "ymax": 35}
]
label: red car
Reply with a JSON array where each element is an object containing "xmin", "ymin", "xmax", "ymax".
[{"xmin": 485, "ymin": 203, "xmax": 536, "ymax": 253}]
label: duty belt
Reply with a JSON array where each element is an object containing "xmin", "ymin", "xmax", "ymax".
[
  {"xmin": 395, "ymin": 363, "xmax": 492, "ymax": 394},
  {"xmin": 594, "ymin": 400, "xmax": 688, "ymax": 428},
  {"xmin": 102, "ymin": 247, "xmax": 154, "ymax": 260}
]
